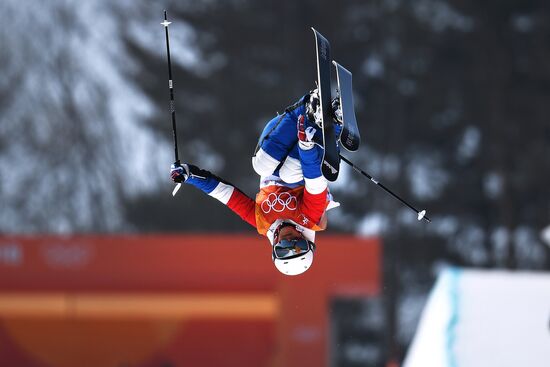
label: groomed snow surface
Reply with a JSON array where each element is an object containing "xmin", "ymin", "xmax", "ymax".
[{"xmin": 404, "ymin": 268, "xmax": 550, "ymax": 367}]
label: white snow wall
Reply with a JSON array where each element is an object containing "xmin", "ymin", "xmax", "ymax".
[{"xmin": 403, "ymin": 268, "xmax": 550, "ymax": 367}]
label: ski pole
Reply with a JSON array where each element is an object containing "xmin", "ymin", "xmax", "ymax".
[
  {"xmin": 161, "ymin": 10, "xmax": 182, "ymax": 196},
  {"xmin": 339, "ymin": 154, "xmax": 431, "ymax": 223}
]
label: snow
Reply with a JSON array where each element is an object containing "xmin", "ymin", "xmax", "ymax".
[
  {"xmin": 362, "ymin": 54, "xmax": 385, "ymax": 78},
  {"xmin": 0, "ymin": 0, "xmax": 199, "ymax": 232},
  {"xmin": 413, "ymin": 0, "xmax": 474, "ymax": 33},
  {"xmin": 398, "ymin": 79, "xmax": 417, "ymax": 96},
  {"xmin": 344, "ymin": 342, "xmax": 381, "ymax": 365},
  {"xmin": 403, "ymin": 269, "xmax": 456, "ymax": 367},
  {"xmin": 404, "ymin": 268, "xmax": 550, "ymax": 367},
  {"xmin": 542, "ymin": 225, "xmax": 550, "ymax": 247},
  {"xmin": 357, "ymin": 213, "xmax": 389, "ymax": 236},
  {"xmin": 511, "ymin": 14, "xmax": 535, "ymax": 33},
  {"xmin": 490, "ymin": 226, "xmax": 510, "ymax": 266},
  {"xmin": 328, "ymin": 161, "xmax": 358, "ymax": 192},
  {"xmin": 450, "ymin": 226, "xmax": 488, "ymax": 265},
  {"xmin": 456, "ymin": 126, "xmax": 480, "ymax": 162},
  {"xmin": 513, "ymin": 226, "xmax": 546, "ymax": 268},
  {"xmin": 483, "ymin": 171, "xmax": 503, "ymax": 199},
  {"xmin": 188, "ymin": 140, "xmax": 226, "ymax": 172},
  {"xmin": 428, "ymin": 215, "xmax": 459, "ymax": 237},
  {"xmin": 407, "ymin": 155, "xmax": 449, "ymax": 201}
]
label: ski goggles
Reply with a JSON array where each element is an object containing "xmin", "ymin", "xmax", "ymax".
[{"xmin": 273, "ymin": 238, "xmax": 315, "ymax": 260}]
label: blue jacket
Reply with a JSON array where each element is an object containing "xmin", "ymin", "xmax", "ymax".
[{"xmin": 252, "ymin": 94, "xmax": 340, "ymax": 183}]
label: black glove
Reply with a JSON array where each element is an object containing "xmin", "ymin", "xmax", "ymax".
[{"xmin": 170, "ymin": 163, "xmax": 189, "ymax": 183}]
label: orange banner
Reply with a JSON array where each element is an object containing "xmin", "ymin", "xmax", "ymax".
[{"xmin": 0, "ymin": 234, "xmax": 380, "ymax": 367}]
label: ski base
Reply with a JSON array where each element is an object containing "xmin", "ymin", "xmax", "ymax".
[
  {"xmin": 333, "ymin": 61, "xmax": 361, "ymax": 152},
  {"xmin": 312, "ymin": 27, "xmax": 340, "ymax": 182}
]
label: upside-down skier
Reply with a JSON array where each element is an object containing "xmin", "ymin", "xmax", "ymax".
[{"xmin": 170, "ymin": 90, "xmax": 342, "ymax": 276}]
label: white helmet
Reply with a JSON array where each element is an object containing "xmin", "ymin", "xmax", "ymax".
[{"xmin": 271, "ymin": 227, "xmax": 316, "ymax": 276}]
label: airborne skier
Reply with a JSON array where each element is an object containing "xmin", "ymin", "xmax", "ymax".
[
  {"xmin": 163, "ymin": 13, "xmax": 429, "ymax": 271},
  {"xmin": 170, "ymin": 91, "xmax": 342, "ymax": 276}
]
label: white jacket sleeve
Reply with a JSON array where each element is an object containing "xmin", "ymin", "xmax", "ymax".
[{"xmin": 252, "ymin": 148, "xmax": 280, "ymax": 177}]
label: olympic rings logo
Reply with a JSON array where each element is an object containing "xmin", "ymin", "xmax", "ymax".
[{"xmin": 261, "ymin": 192, "xmax": 298, "ymax": 214}]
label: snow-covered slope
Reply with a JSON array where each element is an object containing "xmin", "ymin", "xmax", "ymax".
[
  {"xmin": 0, "ymin": 1, "xmax": 200, "ymax": 232},
  {"xmin": 404, "ymin": 268, "xmax": 550, "ymax": 367}
]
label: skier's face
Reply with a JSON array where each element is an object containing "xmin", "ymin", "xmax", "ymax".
[{"xmin": 277, "ymin": 225, "xmax": 302, "ymax": 242}]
